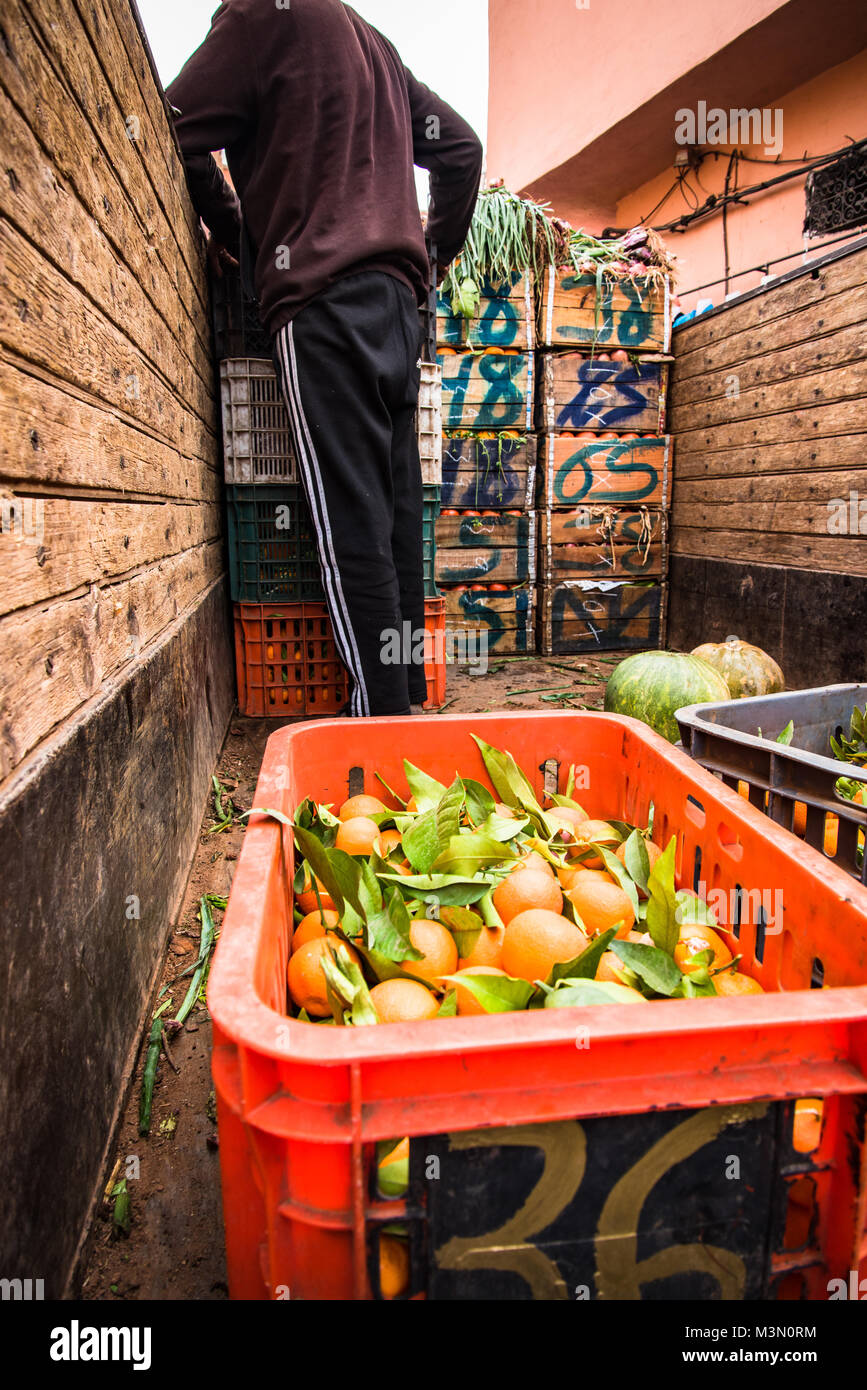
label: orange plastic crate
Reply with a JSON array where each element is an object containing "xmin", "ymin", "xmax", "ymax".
[
  {"xmin": 234, "ymin": 598, "xmax": 447, "ymax": 716},
  {"xmin": 233, "ymin": 602, "xmax": 350, "ymax": 717},
  {"xmin": 422, "ymin": 595, "xmax": 446, "ymax": 709},
  {"xmin": 209, "ymin": 712, "xmax": 867, "ymax": 1301}
]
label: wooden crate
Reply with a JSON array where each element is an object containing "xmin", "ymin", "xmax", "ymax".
[
  {"xmin": 538, "ymin": 580, "xmax": 663, "ymax": 654},
  {"xmin": 539, "ymin": 434, "xmax": 673, "ymax": 509},
  {"xmin": 539, "ymin": 508, "xmax": 665, "ymax": 580},
  {"xmin": 439, "ymin": 349, "xmax": 534, "ymax": 433},
  {"xmin": 437, "ymin": 273, "xmax": 534, "ymax": 351},
  {"xmin": 442, "ymin": 585, "xmax": 535, "ymax": 657},
  {"xmin": 442, "ymin": 434, "xmax": 536, "ymax": 511},
  {"xmin": 435, "ymin": 510, "xmax": 535, "ymax": 586},
  {"xmin": 435, "ymin": 511, "xmax": 532, "ymax": 550},
  {"xmin": 539, "ymin": 266, "xmax": 672, "ymax": 352},
  {"xmin": 538, "ymin": 354, "xmax": 668, "ymax": 434}
]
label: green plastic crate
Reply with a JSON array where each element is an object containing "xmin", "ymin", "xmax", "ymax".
[{"xmin": 227, "ymin": 485, "xmax": 441, "ymax": 602}]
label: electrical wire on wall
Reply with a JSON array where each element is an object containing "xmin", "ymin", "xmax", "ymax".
[
  {"xmin": 721, "ymin": 151, "xmax": 740, "ymax": 296},
  {"xmin": 604, "ymin": 137, "xmax": 867, "ymax": 238}
]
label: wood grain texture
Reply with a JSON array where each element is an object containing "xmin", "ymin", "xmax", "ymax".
[
  {"xmin": 671, "ymin": 250, "xmax": 867, "ymax": 358},
  {"xmin": 538, "ymin": 580, "xmax": 662, "ymax": 655},
  {"xmin": 0, "ymin": 579, "xmax": 234, "ymax": 1296},
  {"xmin": 0, "ymin": 497, "xmax": 222, "ymax": 616},
  {"xmin": 439, "ymin": 350, "xmax": 534, "ymax": 431},
  {"xmin": 1, "ymin": 220, "xmax": 216, "ymax": 443},
  {"xmin": 0, "ymin": 360, "xmax": 220, "ymax": 500},
  {"xmin": 672, "ymin": 397, "xmax": 866, "ymax": 453},
  {"xmin": 0, "ymin": 542, "xmax": 223, "ymax": 778},
  {"xmin": 672, "ymin": 282, "xmax": 867, "ymax": 389},
  {"xmin": 0, "ymin": 81, "xmax": 213, "ymax": 406},
  {"xmin": 539, "ymin": 267, "xmax": 671, "ymax": 352},
  {"xmin": 672, "ymin": 433, "xmax": 866, "ymax": 482},
  {"xmin": 442, "ymin": 586, "xmax": 535, "ymax": 656},
  {"xmin": 435, "ymin": 512, "xmax": 532, "ymax": 549},
  {"xmin": 1, "ymin": 0, "xmax": 209, "ymax": 355},
  {"xmin": 672, "ymin": 319, "xmax": 865, "ymax": 412},
  {"xmin": 437, "ymin": 273, "xmax": 534, "ymax": 350},
  {"xmin": 435, "ymin": 544, "xmax": 534, "ymax": 586},
  {"xmin": 441, "ymin": 434, "xmax": 536, "ymax": 511},
  {"xmin": 539, "ymin": 434, "xmax": 673, "ymax": 508},
  {"xmin": 538, "ymin": 355, "xmax": 668, "ymax": 434},
  {"xmin": 670, "ymin": 527, "xmax": 867, "ymax": 574},
  {"xmin": 667, "ymin": 555, "xmax": 867, "ymax": 687},
  {"xmin": 0, "ymin": 0, "xmax": 232, "ymax": 1308},
  {"xmin": 669, "ymin": 244, "xmax": 867, "ymax": 578},
  {"xmin": 542, "ymin": 506, "xmax": 665, "ymax": 547}
]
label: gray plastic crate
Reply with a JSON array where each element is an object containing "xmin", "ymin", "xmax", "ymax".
[
  {"xmin": 676, "ymin": 684, "xmax": 867, "ymax": 884},
  {"xmin": 220, "ymin": 358, "xmax": 298, "ymax": 484},
  {"xmin": 417, "ymin": 361, "xmax": 442, "ymax": 485}
]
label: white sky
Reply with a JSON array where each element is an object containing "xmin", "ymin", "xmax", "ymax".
[{"xmin": 137, "ymin": 0, "xmax": 489, "ymax": 203}]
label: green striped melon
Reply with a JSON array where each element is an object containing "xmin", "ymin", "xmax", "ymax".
[{"xmin": 604, "ymin": 650, "xmax": 731, "ymax": 743}]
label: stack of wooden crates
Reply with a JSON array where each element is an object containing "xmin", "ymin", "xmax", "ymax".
[
  {"xmin": 435, "ymin": 274, "xmax": 537, "ymax": 659},
  {"xmin": 435, "ymin": 266, "xmax": 674, "ymax": 662},
  {"xmin": 216, "ymin": 270, "xmax": 445, "ymax": 715},
  {"xmin": 535, "ymin": 267, "xmax": 674, "ymax": 654}
]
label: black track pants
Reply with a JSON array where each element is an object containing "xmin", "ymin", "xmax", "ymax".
[{"xmin": 273, "ymin": 271, "xmax": 427, "ymax": 717}]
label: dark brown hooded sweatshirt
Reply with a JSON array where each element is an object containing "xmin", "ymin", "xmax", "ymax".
[{"xmin": 166, "ymin": 0, "xmax": 484, "ymax": 334}]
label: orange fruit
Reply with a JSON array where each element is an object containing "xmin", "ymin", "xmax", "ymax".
[
  {"xmin": 335, "ymin": 816, "xmax": 382, "ymax": 856},
  {"xmin": 379, "ymin": 1235, "xmax": 410, "ymax": 1299},
  {"xmin": 501, "ymin": 909, "xmax": 589, "ymax": 982},
  {"xmin": 824, "ymin": 814, "xmax": 838, "ymax": 857},
  {"xmin": 556, "ymin": 861, "xmax": 589, "ymax": 892},
  {"xmin": 453, "ymin": 966, "xmax": 507, "ymax": 1015},
  {"xmin": 792, "ymin": 801, "xmax": 808, "ymax": 837},
  {"xmin": 288, "ymin": 937, "xmax": 360, "ymax": 1018},
  {"xmin": 511, "ymin": 849, "xmax": 556, "ymax": 878},
  {"xmin": 792, "ymin": 1098, "xmax": 823, "ymax": 1154},
  {"xmin": 547, "ymin": 804, "xmax": 588, "ymax": 829},
  {"xmin": 378, "ymin": 828, "xmax": 403, "ymax": 855},
  {"xmin": 339, "ymin": 794, "xmax": 387, "ymax": 821},
  {"xmin": 405, "ymin": 796, "xmax": 418, "ymax": 812},
  {"xmin": 596, "ymin": 929, "xmax": 644, "ymax": 982},
  {"xmin": 295, "ymin": 864, "xmax": 336, "ymax": 915},
  {"xmin": 458, "ymin": 923, "xmax": 505, "ymax": 970},
  {"xmin": 492, "ymin": 868, "xmax": 563, "ymax": 924},
  {"xmin": 596, "ymin": 951, "xmax": 627, "ymax": 983},
  {"xmin": 562, "ymin": 819, "xmax": 620, "ymax": 867},
  {"xmin": 567, "ymin": 869, "xmax": 635, "ymax": 936},
  {"xmin": 400, "ymin": 918, "xmax": 458, "ymax": 987},
  {"xmin": 615, "ymin": 839, "xmax": 662, "ymax": 872},
  {"xmin": 674, "ymin": 923, "xmax": 733, "ymax": 975},
  {"xmin": 370, "ymin": 978, "xmax": 439, "ymax": 1023},
  {"xmin": 292, "ymin": 908, "xmax": 341, "ymax": 952},
  {"xmin": 379, "ymin": 1136, "xmax": 409, "ymax": 1170},
  {"xmin": 713, "ymin": 970, "xmax": 764, "ymax": 996}
]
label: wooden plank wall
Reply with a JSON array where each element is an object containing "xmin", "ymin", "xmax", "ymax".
[
  {"xmin": 0, "ymin": 0, "xmax": 235, "ymax": 1293},
  {"xmin": 667, "ymin": 244, "xmax": 867, "ymax": 687}
]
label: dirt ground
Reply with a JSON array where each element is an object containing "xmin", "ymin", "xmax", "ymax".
[{"xmin": 78, "ymin": 653, "xmax": 617, "ymax": 1301}]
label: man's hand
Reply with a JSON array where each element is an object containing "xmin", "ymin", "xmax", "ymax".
[{"xmin": 206, "ymin": 234, "xmax": 239, "ymax": 279}]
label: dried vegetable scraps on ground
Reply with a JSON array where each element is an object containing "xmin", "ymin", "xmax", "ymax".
[{"xmin": 283, "ymin": 736, "xmax": 763, "ymax": 1028}]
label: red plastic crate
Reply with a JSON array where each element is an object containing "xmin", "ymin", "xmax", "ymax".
[
  {"xmin": 423, "ymin": 595, "xmax": 446, "ymax": 709},
  {"xmin": 209, "ymin": 712, "xmax": 867, "ymax": 1301},
  {"xmin": 234, "ymin": 598, "xmax": 447, "ymax": 717},
  {"xmin": 233, "ymin": 602, "xmax": 350, "ymax": 717}
]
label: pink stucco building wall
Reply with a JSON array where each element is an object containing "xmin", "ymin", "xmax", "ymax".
[{"xmin": 487, "ymin": 0, "xmax": 867, "ymax": 307}]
